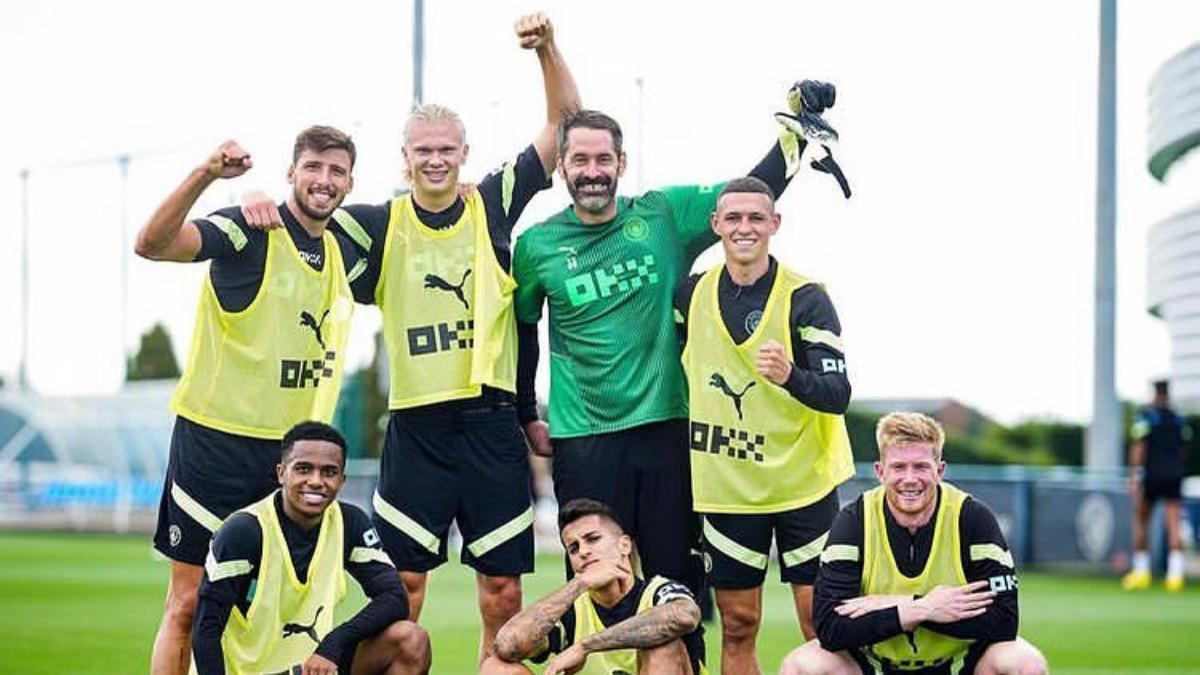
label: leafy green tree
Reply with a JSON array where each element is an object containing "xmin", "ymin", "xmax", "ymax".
[{"xmin": 126, "ymin": 323, "xmax": 181, "ymax": 381}]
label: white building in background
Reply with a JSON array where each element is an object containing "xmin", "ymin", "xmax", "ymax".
[{"xmin": 1147, "ymin": 42, "xmax": 1200, "ymax": 411}]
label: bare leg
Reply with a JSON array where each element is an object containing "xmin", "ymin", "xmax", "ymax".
[
  {"xmin": 478, "ymin": 655, "xmax": 536, "ymax": 675},
  {"xmin": 1165, "ymin": 499, "xmax": 1183, "ymax": 551},
  {"xmin": 790, "ymin": 583, "xmax": 817, "ymax": 641},
  {"xmin": 401, "ymin": 571, "xmax": 428, "ymax": 622},
  {"xmin": 779, "ymin": 641, "xmax": 860, "ymax": 675},
  {"xmin": 350, "ymin": 620, "xmax": 431, "ymax": 675},
  {"xmin": 1131, "ymin": 490, "xmax": 1151, "ymax": 552},
  {"xmin": 973, "ymin": 637, "xmax": 1048, "ymax": 675},
  {"xmin": 150, "ymin": 561, "xmax": 204, "ymax": 675},
  {"xmin": 716, "ymin": 586, "xmax": 763, "ymax": 675},
  {"xmin": 477, "ymin": 574, "xmax": 522, "ymax": 665},
  {"xmin": 637, "ymin": 638, "xmax": 693, "ymax": 674}
]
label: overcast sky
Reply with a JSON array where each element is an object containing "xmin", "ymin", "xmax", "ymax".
[{"xmin": 2, "ymin": 0, "xmax": 1199, "ymax": 425}]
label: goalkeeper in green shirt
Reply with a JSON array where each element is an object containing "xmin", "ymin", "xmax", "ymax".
[{"xmin": 512, "ymin": 83, "xmax": 848, "ymax": 666}]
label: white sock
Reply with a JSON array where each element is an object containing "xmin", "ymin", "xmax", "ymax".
[
  {"xmin": 1168, "ymin": 550, "xmax": 1185, "ymax": 579},
  {"xmin": 1133, "ymin": 551, "xmax": 1151, "ymax": 574}
]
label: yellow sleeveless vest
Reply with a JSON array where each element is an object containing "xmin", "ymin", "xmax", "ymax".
[
  {"xmin": 171, "ymin": 227, "xmax": 353, "ymax": 439},
  {"xmin": 376, "ymin": 193, "xmax": 518, "ymax": 409},
  {"xmin": 861, "ymin": 483, "xmax": 974, "ymax": 670},
  {"xmin": 682, "ymin": 264, "xmax": 854, "ymax": 513},
  {"xmin": 217, "ymin": 492, "xmax": 347, "ymax": 675},
  {"xmin": 570, "ymin": 576, "xmax": 669, "ymax": 675}
]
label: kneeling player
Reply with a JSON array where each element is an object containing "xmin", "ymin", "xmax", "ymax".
[
  {"xmin": 481, "ymin": 499, "xmax": 702, "ymax": 675},
  {"xmin": 191, "ymin": 422, "xmax": 430, "ymax": 675},
  {"xmin": 780, "ymin": 413, "xmax": 1046, "ymax": 675}
]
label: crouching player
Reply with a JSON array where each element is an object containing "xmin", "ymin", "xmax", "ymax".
[
  {"xmin": 781, "ymin": 412, "xmax": 1046, "ymax": 675},
  {"xmin": 191, "ymin": 422, "xmax": 431, "ymax": 674},
  {"xmin": 481, "ymin": 499, "xmax": 703, "ymax": 674}
]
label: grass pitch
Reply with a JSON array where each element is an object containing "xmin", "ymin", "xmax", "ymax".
[{"xmin": 1, "ymin": 531, "xmax": 1197, "ymax": 673}]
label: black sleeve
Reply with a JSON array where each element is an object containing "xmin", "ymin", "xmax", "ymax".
[
  {"xmin": 193, "ymin": 206, "xmax": 265, "ymax": 262},
  {"xmin": 674, "ymin": 274, "xmax": 702, "ymax": 348},
  {"xmin": 747, "ymin": 140, "xmax": 798, "ymax": 200},
  {"xmin": 925, "ymin": 499, "xmax": 1019, "ymax": 642},
  {"xmin": 192, "ymin": 513, "xmax": 263, "ymax": 675},
  {"xmin": 314, "ymin": 505, "xmax": 409, "ymax": 665},
  {"xmin": 516, "ymin": 321, "xmax": 541, "ymax": 425},
  {"xmin": 781, "ymin": 284, "xmax": 850, "ymax": 414},
  {"xmin": 813, "ymin": 498, "xmax": 906, "ymax": 652},
  {"xmin": 477, "ymin": 145, "xmax": 555, "ymax": 267},
  {"xmin": 331, "ymin": 202, "xmax": 391, "ymax": 305}
]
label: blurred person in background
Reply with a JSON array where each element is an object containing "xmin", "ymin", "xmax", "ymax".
[{"xmin": 1123, "ymin": 379, "xmax": 1191, "ymax": 592}]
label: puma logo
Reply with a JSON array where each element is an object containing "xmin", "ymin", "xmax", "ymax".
[
  {"xmin": 299, "ymin": 310, "xmax": 330, "ymax": 350},
  {"xmin": 424, "ymin": 269, "xmax": 472, "ymax": 310},
  {"xmin": 282, "ymin": 606, "xmax": 324, "ymax": 644},
  {"xmin": 709, "ymin": 373, "xmax": 755, "ymax": 421}
]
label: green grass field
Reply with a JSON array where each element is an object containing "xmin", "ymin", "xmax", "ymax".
[{"xmin": 1, "ymin": 532, "xmax": 1197, "ymax": 674}]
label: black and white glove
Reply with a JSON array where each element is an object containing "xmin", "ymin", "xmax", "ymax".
[{"xmin": 775, "ymin": 80, "xmax": 851, "ymax": 199}]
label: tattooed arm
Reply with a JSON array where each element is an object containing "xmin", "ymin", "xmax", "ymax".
[
  {"xmin": 493, "ymin": 577, "xmax": 589, "ymax": 661},
  {"xmin": 544, "ymin": 598, "xmax": 701, "ymax": 675}
]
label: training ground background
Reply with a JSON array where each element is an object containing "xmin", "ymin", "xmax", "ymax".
[{"xmin": 1, "ymin": 532, "xmax": 1197, "ymax": 674}]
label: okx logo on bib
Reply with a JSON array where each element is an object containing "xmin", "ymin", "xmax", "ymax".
[
  {"xmin": 691, "ymin": 371, "xmax": 766, "ymax": 463},
  {"xmin": 280, "ymin": 309, "xmax": 336, "ymax": 389}
]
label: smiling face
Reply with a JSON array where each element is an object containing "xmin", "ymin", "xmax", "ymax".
[
  {"xmin": 712, "ymin": 190, "xmax": 780, "ymax": 267},
  {"xmin": 875, "ymin": 441, "xmax": 945, "ymax": 528},
  {"xmin": 277, "ymin": 439, "xmax": 346, "ymax": 527},
  {"xmin": 560, "ymin": 514, "xmax": 632, "ymax": 575},
  {"xmin": 559, "ymin": 127, "xmax": 625, "ymax": 221},
  {"xmin": 403, "ymin": 118, "xmax": 468, "ymax": 202},
  {"xmin": 287, "ymin": 147, "xmax": 354, "ymax": 223}
]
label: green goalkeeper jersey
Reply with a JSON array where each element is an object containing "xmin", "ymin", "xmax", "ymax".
[{"xmin": 513, "ymin": 185, "xmax": 722, "ymax": 438}]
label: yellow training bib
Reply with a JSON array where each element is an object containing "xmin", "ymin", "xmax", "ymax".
[
  {"xmin": 682, "ymin": 264, "xmax": 853, "ymax": 513},
  {"xmin": 219, "ymin": 493, "xmax": 346, "ymax": 675},
  {"xmin": 861, "ymin": 483, "xmax": 975, "ymax": 670},
  {"xmin": 375, "ymin": 193, "xmax": 518, "ymax": 409},
  {"xmin": 172, "ymin": 227, "xmax": 353, "ymax": 439}
]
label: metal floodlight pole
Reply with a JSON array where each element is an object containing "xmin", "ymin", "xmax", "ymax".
[
  {"xmin": 413, "ymin": 0, "xmax": 424, "ymax": 107},
  {"xmin": 118, "ymin": 154, "xmax": 131, "ymax": 366},
  {"xmin": 635, "ymin": 77, "xmax": 645, "ymax": 192},
  {"xmin": 19, "ymin": 168, "xmax": 30, "ymax": 391},
  {"xmin": 1088, "ymin": 0, "xmax": 1120, "ymax": 469}
]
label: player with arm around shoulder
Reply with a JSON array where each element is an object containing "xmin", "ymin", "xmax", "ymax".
[
  {"xmin": 191, "ymin": 421, "xmax": 430, "ymax": 675},
  {"xmin": 780, "ymin": 412, "xmax": 1046, "ymax": 675},
  {"xmin": 480, "ymin": 498, "xmax": 702, "ymax": 675},
  {"xmin": 242, "ymin": 14, "xmax": 582, "ymax": 664}
]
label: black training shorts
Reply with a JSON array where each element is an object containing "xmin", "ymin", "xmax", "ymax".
[
  {"xmin": 372, "ymin": 404, "xmax": 534, "ymax": 577},
  {"xmin": 153, "ymin": 417, "xmax": 281, "ymax": 565}
]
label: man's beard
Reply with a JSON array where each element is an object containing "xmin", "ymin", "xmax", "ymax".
[
  {"xmin": 294, "ymin": 185, "xmax": 341, "ymax": 221},
  {"xmin": 568, "ymin": 175, "xmax": 618, "ymax": 215}
]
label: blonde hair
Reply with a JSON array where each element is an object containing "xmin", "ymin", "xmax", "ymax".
[
  {"xmin": 875, "ymin": 412, "xmax": 945, "ymax": 461},
  {"xmin": 403, "ymin": 103, "xmax": 466, "ymax": 146}
]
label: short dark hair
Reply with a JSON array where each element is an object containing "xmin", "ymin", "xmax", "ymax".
[
  {"xmin": 718, "ymin": 176, "xmax": 776, "ymax": 205},
  {"xmin": 558, "ymin": 498, "xmax": 624, "ymax": 533},
  {"xmin": 1154, "ymin": 379, "xmax": 1170, "ymax": 397},
  {"xmin": 281, "ymin": 421, "xmax": 348, "ymax": 467},
  {"xmin": 557, "ymin": 110, "xmax": 623, "ymax": 159},
  {"xmin": 293, "ymin": 125, "xmax": 357, "ymax": 169}
]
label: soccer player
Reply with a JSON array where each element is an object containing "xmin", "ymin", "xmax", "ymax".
[
  {"xmin": 192, "ymin": 421, "xmax": 431, "ymax": 675},
  {"xmin": 242, "ymin": 13, "xmax": 581, "ymax": 663},
  {"xmin": 1123, "ymin": 379, "xmax": 1191, "ymax": 592},
  {"xmin": 674, "ymin": 176, "xmax": 854, "ymax": 672},
  {"xmin": 135, "ymin": 127, "xmax": 362, "ymax": 675},
  {"xmin": 481, "ymin": 498, "xmax": 702, "ymax": 675},
  {"xmin": 511, "ymin": 85, "xmax": 839, "ymax": 663},
  {"xmin": 780, "ymin": 412, "xmax": 1047, "ymax": 675}
]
